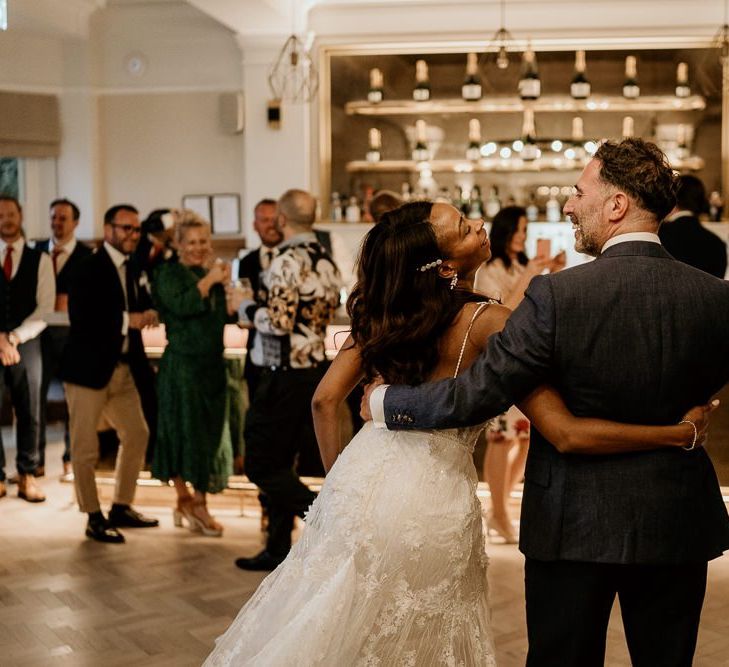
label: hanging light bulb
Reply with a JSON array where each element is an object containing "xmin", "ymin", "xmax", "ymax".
[
  {"xmin": 268, "ymin": 34, "xmax": 319, "ymax": 104},
  {"xmin": 0, "ymin": 0, "xmax": 7, "ymax": 31},
  {"xmin": 485, "ymin": 0, "xmax": 517, "ymax": 71}
]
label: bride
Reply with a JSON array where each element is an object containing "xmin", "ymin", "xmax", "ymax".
[{"xmin": 204, "ymin": 201, "xmax": 711, "ymax": 666}]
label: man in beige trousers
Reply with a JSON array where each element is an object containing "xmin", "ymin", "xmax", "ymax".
[{"xmin": 62, "ymin": 204, "xmax": 159, "ymax": 543}]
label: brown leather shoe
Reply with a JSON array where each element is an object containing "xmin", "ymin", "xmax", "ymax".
[
  {"xmin": 17, "ymin": 474, "xmax": 46, "ymax": 503},
  {"xmin": 34, "ymin": 466, "xmax": 45, "ymax": 478},
  {"xmin": 0, "ymin": 481, "xmax": 6, "ymax": 499}
]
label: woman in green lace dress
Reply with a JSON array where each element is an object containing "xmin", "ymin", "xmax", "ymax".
[{"xmin": 152, "ymin": 213, "xmax": 246, "ymax": 536}]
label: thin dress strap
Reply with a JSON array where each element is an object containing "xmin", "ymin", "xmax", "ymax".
[{"xmin": 453, "ymin": 301, "xmax": 491, "ymax": 378}]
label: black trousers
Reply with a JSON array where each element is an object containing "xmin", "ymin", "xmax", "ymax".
[
  {"xmin": 0, "ymin": 338, "xmax": 42, "ymax": 480},
  {"xmin": 243, "ymin": 365, "xmax": 326, "ymax": 558},
  {"xmin": 39, "ymin": 325, "xmax": 71, "ymax": 465},
  {"xmin": 525, "ymin": 557, "xmax": 708, "ymax": 667}
]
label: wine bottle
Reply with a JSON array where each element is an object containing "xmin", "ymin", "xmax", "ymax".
[
  {"xmin": 330, "ymin": 192, "xmax": 343, "ymax": 222},
  {"xmin": 413, "ymin": 60, "xmax": 431, "ymax": 102},
  {"xmin": 466, "ymin": 118, "xmax": 482, "ymax": 161},
  {"xmin": 546, "ymin": 188, "xmax": 561, "ymax": 223},
  {"xmin": 569, "ymin": 116, "xmax": 586, "ymax": 160},
  {"xmin": 675, "ymin": 62, "xmax": 690, "ymax": 98},
  {"xmin": 623, "ymin": 56, "xmax": 640, "ymax": 99},
  {"xmin": 675, "ymin": 124, "xmax": 689, "ymax": 160},
  {"xmin": 485, "ymin": 186, "xmax": 501, "ymax": 220},
  {"xmin": 570, "ymin": 50, "xmax": 591, "ymax": 99},
  {"xmin": 467, "ymin": 185, "xmax": 484, "ymax": 220},
  {"xmin": 462, "ymin": 52, "xmax": 482, "ymax": 101},
  {"xmin": 368, "ymin": 68, "xmax": 384, "ymax": 104},
  {"xmin": 366, "ymin": 128, "xmax": 381, "ymax": 162},
  {"xmin": 622, "ymin": 116, "xmax": 634, "ymax": 139},
  {"xmin": 526, "ymin": 192, "xmax": 539, "ymax": 222},
  {"xmin": 412, "ymin": 119, "xmax": 429, "ymax": 161},
  {"xmin": 520, "ymin": 108, "xmax": 539, "ymax": 161},
  {"xmin": 518, "ymin": 44, "xmax": 541, "ymax": 100}
]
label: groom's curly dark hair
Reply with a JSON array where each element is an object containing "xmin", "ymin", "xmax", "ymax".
[{"xmin": 347, "ymin": 201, "xmax": 483, "ymax": 385}]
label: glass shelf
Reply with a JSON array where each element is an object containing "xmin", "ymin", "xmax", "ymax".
[
  {"xmin": 345, "ymin": 94, "xmax": 706, "ymax": 116},
  {"xmin": 346, "ymin": 155, "xmax": 705, "ymax": 174}
]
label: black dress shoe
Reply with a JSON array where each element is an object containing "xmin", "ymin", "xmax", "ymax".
[
  {"xmin": 234, "ymin": 550, "xmax": 285, "ymax": 571},
  {"xmin": 86, "ymin": 517, "xmax": 125, "ymax": 544},
  {"xmin": 108, "ymin": 505, "xmax": 160, "ymax": 528}
]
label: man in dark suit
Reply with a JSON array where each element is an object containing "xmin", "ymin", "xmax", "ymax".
[
  {"xmin": 36, "ymin": 198, "xmax": 92, "ymax": 479},
  {"xmin": 368, "ymin": 139, "xmax": 729, "ymax": 666},
  {"xmin": 0, "ymin": 196, "xmax": 54, "ymax": 503},
  {"xmin": 62, "ymin": 204, "xmax": 160, "ymax": 543},
  {"xmin": 659, "ymin": 174, "xmax": 727, "ymax": 279},
  {"xmin": 237, "ymin": 198, "xmax": 283, "ymax": 400}
]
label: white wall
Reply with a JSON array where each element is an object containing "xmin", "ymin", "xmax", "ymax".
[{"xmin": 99, "ymin": 91, "xmax": 244, "ymax": 223}]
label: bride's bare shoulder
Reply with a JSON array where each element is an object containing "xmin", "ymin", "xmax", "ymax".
[{"xmin": 460, "ymin": 301, "xmax": 511, "ymax": 350}]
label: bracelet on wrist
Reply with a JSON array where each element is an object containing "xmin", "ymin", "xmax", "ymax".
[{"xmin": 679, "ymin": 419, "xmax": 697, "ymax": 451}]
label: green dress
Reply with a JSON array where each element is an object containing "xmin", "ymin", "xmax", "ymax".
[{"xmin": 152, "ymin": 262, "xmax": 233, "ymax": 493}]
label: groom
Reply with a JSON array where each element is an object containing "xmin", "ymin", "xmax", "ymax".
[{"xmin": 367, "ymin": 139, "xmax": 729, "ymax": 666}]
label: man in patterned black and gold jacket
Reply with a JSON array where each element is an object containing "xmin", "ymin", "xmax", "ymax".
[{"xmin": 235, "ymin": 188, "xmax": 341, "ymax": 571}]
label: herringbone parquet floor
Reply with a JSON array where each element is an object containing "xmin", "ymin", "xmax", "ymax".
[{"xmin": 1, "ymin": 432, "xmax": 728, "ymax": 667}]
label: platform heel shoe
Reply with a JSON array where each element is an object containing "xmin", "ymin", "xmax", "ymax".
[
  {"xmin": 187, "ymin": 500, "xmax": 223, "ymax": 537},
  {"xmin": 173, "ymin": 497, "xmax": 199, "ymax": 531}
]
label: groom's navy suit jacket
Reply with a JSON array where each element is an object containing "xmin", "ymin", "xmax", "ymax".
[{"xmin": 384, "ymin": 241, "xmax": 729, "ymax": 564}]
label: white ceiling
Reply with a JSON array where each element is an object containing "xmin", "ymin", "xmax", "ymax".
[{"xmin": 5, "ymin": 0, "xmax": 726, "ymax": 42}]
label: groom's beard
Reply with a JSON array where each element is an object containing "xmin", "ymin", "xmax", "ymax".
[{"xmin": 571, "ymin": 216, "xmax": 601, "ymax": 257}]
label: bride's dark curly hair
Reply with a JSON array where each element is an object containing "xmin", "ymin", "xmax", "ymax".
[{"xmin": 347, "ymin": 201, "xmax": 484, "ymax": 385}]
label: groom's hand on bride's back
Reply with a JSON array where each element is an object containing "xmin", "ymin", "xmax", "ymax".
[{"xmin": 361, "ymin": 377, "xmax": 384, "ymax": 421}]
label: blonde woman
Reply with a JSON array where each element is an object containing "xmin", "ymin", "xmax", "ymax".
[{"xmin": 152, "ymin": 212, "xmax": 245, "ymax": 535}]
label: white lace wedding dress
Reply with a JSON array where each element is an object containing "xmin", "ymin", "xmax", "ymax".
[{"xmin": 205, "ymin": 305, "xmax": 496, "ymax": 667}]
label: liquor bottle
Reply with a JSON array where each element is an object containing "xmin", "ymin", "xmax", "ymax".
[
  {"xmin": 570, "ymin": 50, "xmax": 591, "ymax": 99},
  {"xmin": 413, "ymin": 59, "xmax": 431, "ymax": 102},
  {"xmin": 368, "ymin": 68, "xmax": 384, "ymax": 104},
  {"xmin": 467, "ymin": 185, "xmax": 484, "ymax": 220},
  {"xmin": 330, "ymin": 192, "xmax": 343, "ymax": 222},
  {"xmin": 485, "ymin": 186, "xmax": 501, "ymax": 220},
  {"xmin": 623, "ymin": 56, "xmax": 640, "ymax": 99},
  {"xmin": 362, "ymin": 186, "xmax": 374, "ymax": 223},
  {"xmin": 622, "ymin": 116, "xmax": 634, "ymax": 139},
  {"xmin": 401, "ymin": 182, "xmax": 412, "ymax": 202},
  {"xmin": 569, "ymin": 116, "xmax": 586, "ymax": 160},
  {"xmin": 520, "ymin": 108, "xmax": 539, "ymax": 161},
  {"xmin": 345, "ymin": 196, "xmax": 361, "ymax": 223},
  {"xmin": 412, "ymin": 119, "xmax": 429, "ymax": 162},
  {"xmin": 675, "ymin": 62, "xmax": 690, "ymax": 98},
  {"xmin": 518, "ymin": 44, "xmax": 541, "ymax": 100},
  {"xmin": 462, "ymin": 52, "xmax": 482, "ymax": 101},
  {"xmin": 546, "ymin": 188, "xmax": 561, "ymax": 222},
  {"xmin": 453, "ymin": 185, "xmax": 468, "ymax": 214},
  {"xmin": 366, "ymin": 128, "xmax": 382, "ymax": 162},
  {"xmin": 466, "ymin": 118, "xmax": 482, "ymax": 161},
  {"xmin": 526, "ymin": 192, "xmax": 539, "ymax": 222},
  {"xmin": 709, "ymin": 191, "xmax": 723, "ymax": 221}
]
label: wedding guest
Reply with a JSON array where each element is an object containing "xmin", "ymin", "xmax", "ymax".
[
  {"xmin": 62, "ymin": 204, "xmax": 160, "ymax": 543},
  {"xmin": 369, "ymin": 189, "xmax": 402, "ymax": 223},
  {"xmin": 134, "ymin": 208, "xmax": 178, "ymax": 281},
  {"xmin": 659, "ymin": 174, "xmax": 727, "ymax": 278},
  {"xmin": 0, "ymin": 195, "xmax": 53, "ymax": 502},
  {"xmin": 475, "ymin": 205, "xmax": 565, "ymax": 543},
  {"xmin": 235, "ymin": 189, "xmax": 341, "ymax": 571},
  {"xmin": 152, "ymin": 212, "xmax": 244, "ymax": 536},
  {"xmin": 36, "ymin": 198, "xmax": 92, "ymax": 479}
]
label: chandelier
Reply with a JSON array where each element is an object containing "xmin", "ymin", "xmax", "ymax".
[
  {"xmin": 486, "ymin": 0, "xmax": 516, "ymax": 70},
  {"xmin": 268, "ymin": 34, "xmax": 319, "ymax": 104}
]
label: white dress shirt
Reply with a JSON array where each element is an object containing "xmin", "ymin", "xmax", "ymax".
[
  {"xmin": 49, "ymin": 237, "xmax": 78, "ymax": 275},
  {"xmin": 103, "ymin": 241, "xmax": 131, "ymax": 340},
  {"xmin": 0, "ymin": 237, "xmax": 54, "ymax": 344},
  {"xmin": 371, "ymin": 231, "xmax": 663, "ymax": 429}
]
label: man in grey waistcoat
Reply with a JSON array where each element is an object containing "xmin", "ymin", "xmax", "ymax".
[{"xmin": 367, "ymin": 138, "xmax": 729, "ymax": 667}]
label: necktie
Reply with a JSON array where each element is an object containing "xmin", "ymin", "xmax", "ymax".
[
  {"xmin": 123, "ymin": 259, "xmax": 138, "ymax": 311},
  {"xmin": 264, "ymin": 250, "xmax": 274, "ymax": 269},
  {"xmin": 3, "ymin": 246, "xmax": 13, "ymax": 281},
  {"xmin": 51, "ymin": 247, "xmax": 63, "ymax": 275}
]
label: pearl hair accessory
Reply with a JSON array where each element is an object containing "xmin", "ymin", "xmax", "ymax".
[{"xmin": 417, "ymin": 259, "xmax": 443, "ymax": 272}]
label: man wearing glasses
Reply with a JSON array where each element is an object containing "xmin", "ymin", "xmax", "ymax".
[{"xmin": 62, "ymin": 204, "xmax": 159, "ymax": 543}]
